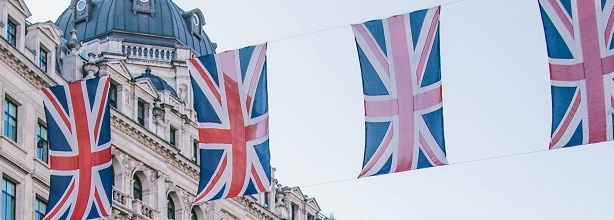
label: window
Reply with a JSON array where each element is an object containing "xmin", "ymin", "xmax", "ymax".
[
  {"xmin": 6, "ymin": 20, "xmax": 16, "ymax": 47},
  {"xmin": 109, "ymin": 83, "xmax": 117, "ymax": 108},
  {"xmin": 167, "ymin": 196, "xmax": 175, "ymax": 219},
  {"xmin": 76, "ymin": 0, "xmax": 87, "ymax": 11},
  {"xmin": 111, "ymin": 166, "xmax": 115, "ymax": 187},
  {"xmin": 34, "ymin": 197, "xmax": 47, "ymax": 220},
  {"xmin": 39, "ymin": 46, "xmax": 48, "ymax": 73},
  {"xmin": 169, "ymin": 127, "xmax": 177, "ymax": 146},
  {"xmin": 133, "ymin": 176, "xmax": 142, "ymax": 200},
  {"xmin": 36, "ymin": 122, "xmax": 49, "ymax": 163},
  {"xmin": 264, "ymin": 192, "xmax": 269, "ymax": 207},
  {"xmin": 2, "ymin": 178, "xmax": 16, "ymax": 220},
  {"xmin": 193, "ymin": 140, "xmax": 199, "ymax": 163},
  {"xmin": 191, "ymin": 208, "xmax": 198, "ymax": 220},
  {"xmin": 291, "ymin": 203, "xmax": 298, "ymax": 220},
  {"xmin": 4, "ymin": 99, "xmax": 18, "ymax": 142},
  {"xmin": 308, "ymin": 214, "xmax": 315, "ymax": 220},
  {"xmin": 137, "ymin": 101, "xmax": 145, "ymax": 126}
]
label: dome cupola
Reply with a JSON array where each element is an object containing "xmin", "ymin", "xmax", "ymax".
[{"xmin": 55, "ymin": 0, "xmax": 216, "ymax": 56}]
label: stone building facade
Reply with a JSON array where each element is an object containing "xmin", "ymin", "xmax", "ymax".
[{"xmin": 0, "ymin": 0, "xmax": 329, "ymax": 219}]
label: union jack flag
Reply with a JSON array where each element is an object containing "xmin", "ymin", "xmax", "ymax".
[
  {"xmin": 353, "ymin": 7, "xmax": 447, "ymax": 178},
  {"xmin": 188, "ymin": 44, "xmax": 271, "ymax": 203},
  {"xmin": 539, "ymin": 0, "xmax": 614, "ymax": 149},
  {"xmin": 40, "ymin": 76, "xmax": 112, "ymax": 220}
]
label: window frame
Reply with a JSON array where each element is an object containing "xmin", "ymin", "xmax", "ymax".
[
  {"xmin": 193, "ymin": 139, "xmax": 199, "ymax": 163},
  {"xmin": 109, "ymin": 83, "xmax": 118, "ymax": 109},
  {"xmin": 167, "ymin": 196, "xmax": 176, "ymax": 220},
  {"xmin": 4, "ymin": 98, "xmax": 18, "ymax": 142},
  {"xmin": 137, "ymin": 100, "xmax": 146, "ymax": 126},
  {"xmin": 133, "ymin": 175, "xmax": 143, "ymax": 201},
  {"xmin": 34, "ymin": 196, "xmax": 47, "ymax": 220},
  {"xmin": 2, "ymin": 177, "xmax": 17, "ymax": 220},
  {"xmin": 36, "ymin": 121, "xmax": 49, "ymax": 163},
  {"xmin": 191, "ymin": 208, "xmax": 198, "ymax": 220},
  {"xmin": 6, "ymin": 19, "xmax": 17, "ymax": 47},
  {"xmin": 169, "ymin": 126, "xmax": 177, "ymax": 146},
  {"xmin": 39, "ymin": 45, "xmax": 49, "ymax": 73},
  {"xmin": 291, "ymin": 203, "xmax": 298, "ymax": 220}
]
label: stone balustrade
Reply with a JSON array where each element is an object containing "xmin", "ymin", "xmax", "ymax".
[
  {"xmin": 112, "ymin": 187, "xmax": 131, "ymax": 209},
  {"xmin": 122, "ymin": 43, "xmax": 175, "ymax": 61},
  {"xmin": 132, "ymin": 199, "xmax": 157, "ymax": 219}
]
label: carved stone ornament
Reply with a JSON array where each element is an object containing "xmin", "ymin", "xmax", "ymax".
[
  {"xmin": 111, "ymin": 113, "xmax": 200, "ymax": 180},
  {"xmin": 0, "ymin": 44, "xmax": 50, "ymax": 89}
]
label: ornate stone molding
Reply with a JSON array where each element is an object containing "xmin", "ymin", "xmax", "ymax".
[
  {"xmin": 233, "ymin": 197, "xmax": 280, "ymax": 220},
  {"xmin": 0, "ymin": 41, "xmax": 52, "ymax": 89},
  {"xmin": 111, "ymin": 113, "xmax": 200, "ymax": 180}
]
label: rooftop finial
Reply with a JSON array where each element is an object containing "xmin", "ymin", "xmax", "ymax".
[
  {"xmin": 145, "ymin": 67, "xmax": 152, "ymax": 75},
  {"xmin": 66, "ymin": 30, "xmax": 82, "ymax": 53}
]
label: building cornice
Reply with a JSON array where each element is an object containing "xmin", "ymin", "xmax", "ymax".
[
  {"xmin": 234, "ymin": 196, "xmax": 281, "ymax": 220},
  {"xmin": 110, "ymin": 110, "xmax": 200, "ymax": 180},
  {"xmin": 0, "ymin": 37, "xmax": 56, "ymax": 89}
]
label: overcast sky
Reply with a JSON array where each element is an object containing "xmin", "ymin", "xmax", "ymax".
[{"xmin": 24, "ymin": 0, "xmax": 614, "ymax": 219}]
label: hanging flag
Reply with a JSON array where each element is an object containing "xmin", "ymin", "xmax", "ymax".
[
  {"xmin": 353, "ymin": 7, "xmax": 447, "ymax": 178},
  {"xmin": 188, "ymin": 44, "xmax": 271, "ymax": 203},
  {"xmin": 538, "ymin": 0, "xmax": 614, "ymax": 149},
  {"xmin": 40, "ymin": 76, "xmax": 113, "ymax": 220}
]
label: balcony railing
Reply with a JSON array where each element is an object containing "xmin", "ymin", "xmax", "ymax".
[
  {"xmin": 112, "ymin": 187, "xmax": 131, "ymax": 208},
  {"xmin": 133, "ymin": 199, "xmax": 157, "ymax": 219},
  {"xmin": 122, "ymin": 43, "xmax": 175, "ymax": 61}
]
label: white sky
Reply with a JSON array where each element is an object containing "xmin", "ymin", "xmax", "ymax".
[{"xmin": 25, "ymin": 0, "xmax": 614, "ymax": 219}]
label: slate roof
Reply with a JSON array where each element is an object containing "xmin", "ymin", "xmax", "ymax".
[{"xmin": 55, "ymin": 0, "xmax": 215, "ymax": 56}]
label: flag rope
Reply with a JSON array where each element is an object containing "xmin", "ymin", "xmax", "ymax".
[
  {"xmin": 299, "ymin": 146, "xmax": 595, "ymax": 188},
  {"xmin": 4, "ymin": 0, "xmax": 570, "ymax": 192},
  {"xmin": 217, "ymin": 0, "xmax": 467, "ymax": 48}
]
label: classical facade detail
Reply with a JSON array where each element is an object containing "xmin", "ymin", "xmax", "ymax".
[
  {"xmin": 234, "ymin": 196, "xmax": 279, "ymax": 220},
  {"xmin": 0, "ymin": 43, "xmax": 50, "ymax": 89}
]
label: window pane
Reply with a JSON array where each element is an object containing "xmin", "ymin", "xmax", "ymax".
[
  {"xmin": 39, "ymin": 48, "xmax": 48, "ymax": 72},
  {"xmin": 169, "ymin": 128, "xmax": 176, "ymax": 146},
  {"xmin": 35, "ymin": 198, "xmax": 47, "ymax": 220},
  {"xmin": 167, "ymin": 196, "xmax": 175, "ymax": 219},
  {"xmin": 4, "ymin": 100, "xmax": 17, "ymax": 141},
  {"xmin": 137, "ymin": 102, "xmax": 145, "ymax": 125},
  {"xmin": 193, "ymin": 141, "xmax": 199, "ymax": 163},
  {"xmin": 2, "ymin": 178, "xmax": 16, "ymax": 220},
  {"xmin": 133, "ymin": 176, "xmax": 142, "ymax": 200},
  {"xmin": 191, "ymin": 209, "xmax": 198, "ymax": 220},
  {"xmin": 7, "ymin": 21, "xmax": 16, "ymax": 46},
  {"xmin": 37, "ymin": 123, "xmax": 49, "ymax": 163},
  {"xmin": 109, "ymin": 84, "xmax": 117, "ymax": 108}
]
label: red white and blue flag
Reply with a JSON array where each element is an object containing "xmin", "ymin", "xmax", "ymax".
[
  {"xmin": 539, "ymin": 0, "xmax": 614, "ymax": 149},
  {"xmin": 188, "ymin": 44, "xmax": 271, "ymax": 203},
  {"xmin": 40, "ymin": 76, "xmax": 112, "ymax": 220},
  {"xmin": 353, "ymin": 7, "xmax": 447, "ymax": 178}
]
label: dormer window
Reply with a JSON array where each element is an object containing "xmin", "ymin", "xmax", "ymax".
[
  {"xmin": 39, "ymin": 45, "xmax": 49, "ymax": 73},
  {"xmin": 133, "ymin": 0, "xmax": 155, "ymax": 16},
  {"xmin": 183, "ymin": 10, "xmax": 204, "ymax": 38},
  {"xmin": 137, "ymin": 100, "xmax": 146, "ymax": 126},
  {"xmin": 192, "ymin": 14, "xmax": 200, "ymax": 26},
  {"xmin": 74, "ymin": 0, "xmax": 96, "ymax": 23},
  {"xmin": 76, "ymin": 0, "xmax": 87, "ymax": 11},
  {"xmin": 6, "ymin": 19, "xmax": 17, "ymax": 47},
  {"xmin": 109, "ymin": 83, "xmax": 118, "ymax": 108}
]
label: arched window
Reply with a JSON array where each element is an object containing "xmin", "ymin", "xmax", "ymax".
[
  {"xmin": 191, "ymin": 208, "xmax": 198, "ymax": 220},
  {"xmin": 133, "ymin": 176, "xmax": 142, "ymax": 200},
  {"xmin": 110, "ymin": 168, "xmax": 115, "ymax": 187},
  {"xmin": 167, "ymin": 196, "xmax": 175, "ymax": 219}
]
